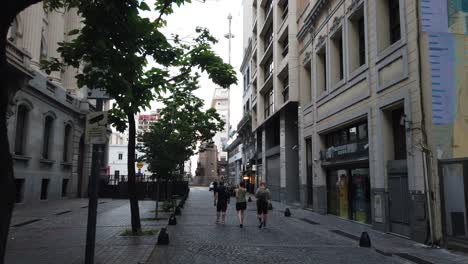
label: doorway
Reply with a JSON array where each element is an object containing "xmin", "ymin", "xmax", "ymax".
[
  {"xmin": 306, "ymin": 138, "xmax": 313, "ymax": 207},
  {"xmin": 267, "ymin": 155, "xmax": 281, "ymax": 201}
]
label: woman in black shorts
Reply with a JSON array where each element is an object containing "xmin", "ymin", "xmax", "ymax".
[
  {"xmin": 235, "ymin": 182, "xmax": 247, "ymax": 228},
  {"xmin": 255, "ymin": 181, "xmax": 270, "ymax": 228}
]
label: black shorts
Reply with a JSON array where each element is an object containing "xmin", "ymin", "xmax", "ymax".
[
  {"xmin": 216, "ymin": 201, "xmax": 228, "ymax": 212},
  {"xmin": 236, "ymin": 202, "xmax": 247, "ymax": 211},
  {"xmin": 257, "ymin": 200, "xmax": 268, "ymax": 215}
]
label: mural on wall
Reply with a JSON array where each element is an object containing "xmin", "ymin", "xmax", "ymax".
[{"xmin": 422, "ymin": 0, "xmax": 468, "ymax": 159}]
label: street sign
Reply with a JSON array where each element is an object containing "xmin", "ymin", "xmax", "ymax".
[
  {"xmin": 136, "ymin": 162, "xmax": 144, "ymax": 169},
  {"xmin": 85, "ymin": 112, "xmax": 108, "ymax": 144},
  {"xmin": 87, "ymin": 87, "xmax": 111, "ymax": 99}
]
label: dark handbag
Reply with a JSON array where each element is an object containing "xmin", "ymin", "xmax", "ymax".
[{"xmin": 268, "ymin": 202, "xmax": 273, "ymax": 210}]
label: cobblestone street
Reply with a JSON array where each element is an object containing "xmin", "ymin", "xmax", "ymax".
[{"xmin": 148, "ymin": 187, "xmax": 468, "ymax": 264}]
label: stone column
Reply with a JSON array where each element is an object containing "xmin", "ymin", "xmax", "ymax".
[
  {"xmin": 62, "ymin": 8, "xmax": 81, "ymax": 94},
  {"xmin": 46, "ymin": 9, "xmax": 65, "ymax": 84},
  {"xmin": 21, "ymin": 2, "xmax": 44, "ymax": 69}
]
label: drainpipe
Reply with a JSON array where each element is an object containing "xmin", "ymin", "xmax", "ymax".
[{"xmin": 415, "ymin": 0, "xmax": 435, "ymax": 246}]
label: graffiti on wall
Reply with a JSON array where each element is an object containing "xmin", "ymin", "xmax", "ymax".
[{"xmin": 422, "ymin": 0, "xmax": 468, "ymax": 159}]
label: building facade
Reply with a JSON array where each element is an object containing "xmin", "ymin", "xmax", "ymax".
[
  {"xmin": 6, "ymin": 3, "xmax": 93, "ymax": 205},
  {"xmin": 226, "ymin": 137, "xmax": 242, "ymax": 185},
  {"xmin": 211, "ymin": 88, "xmax": 230, "ymax": 161},
  {"xmin": 240, "ymin": 0, "xmax": 468, "ymax": 245}
]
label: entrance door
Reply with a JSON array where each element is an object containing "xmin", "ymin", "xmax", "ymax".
[
  {"xmin": 267, "ymin": 155, "xmax": 281, "ymax": 201},
  {"xmin": 387, "ymin": 160, "xmax": 411, "ymax": 237},
  {"xmin": 306, "ymin": 138, "xmax": 313, "ymax": 207},
  {"xmin": 441, "ymin": 161, "xmax": 468, "ymax": 240}
]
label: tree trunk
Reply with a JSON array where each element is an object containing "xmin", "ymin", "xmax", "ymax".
[
  {"xmin": 127, "ymin": 112, "xmax": 141, "ymax": 233},
  {"xmin": 0, "ymin": 30, "xmax": 16, "ymax": 264}
]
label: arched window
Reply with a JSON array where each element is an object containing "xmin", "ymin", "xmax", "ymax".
[
  {"xmin": 14, "ymin": 105, "xmax": 29, "ymax": 155},
  {"xmin": 63, "ymin": 124, "xmax": 73, "ymax": 162},
  {"xmin": 42, "ymin": 115, "xmax": 54, "ymax": 159}
]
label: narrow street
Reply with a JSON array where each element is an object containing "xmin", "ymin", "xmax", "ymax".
[{"xmin": 148, "ymin": 187, "xmax": 468, "ymax": 264}]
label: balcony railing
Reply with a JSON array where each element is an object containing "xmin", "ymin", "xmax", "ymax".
[{"xmin": 320, "ymin": 141, "xmax": 369, "ymax": 162}]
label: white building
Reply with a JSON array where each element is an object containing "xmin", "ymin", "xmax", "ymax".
[{"xmin": 211, "ymin": 88, "xmax": 230, "ymax": 161}]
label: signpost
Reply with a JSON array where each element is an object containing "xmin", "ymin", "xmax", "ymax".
[{"xmin": 85, "ymin": 99, "xmax": 108, "ymax": 264}]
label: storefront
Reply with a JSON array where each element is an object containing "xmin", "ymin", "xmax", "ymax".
[{"xmin": 321, "ymin": 122, "xmax": 371, "ymax": 224}]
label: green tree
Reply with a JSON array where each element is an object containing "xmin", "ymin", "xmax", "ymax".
[{"xmin": 1, "ymin": 0, "xmax": 236, "ymax": 260}]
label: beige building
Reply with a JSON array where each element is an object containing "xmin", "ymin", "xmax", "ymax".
[
  {"xmin": 242, "ymin": 0, "xmax": 435, "ymax": 243},
  {"xmin": 6, "ymin": 3, "xmax": 94, "ymax": 205}
]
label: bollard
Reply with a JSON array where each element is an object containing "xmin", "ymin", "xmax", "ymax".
[
  {"xmin": 157, "ymin": 228, "xmax": 169, "ymax": 245},
  {"xmin": 359, "ymin": 232, "xmax": 371, "ymax": 247},
  {"xmin": 175, "ymin": 206, "xmax": 181, "ymax": 216},
  {"xmin": 248, "ymin": 197, "xmax": 252, "ymax": 202},
  {"xmin": 284, "ymin": 208, "xmax": 291, "ymax": 217},
  {"xmin": 168, "ymin": 214, "xmax": 177, "ymax": 225}
]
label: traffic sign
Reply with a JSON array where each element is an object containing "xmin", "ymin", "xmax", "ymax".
[
  {"xmin": 137, "ymin": 162, "xmax": 144, "ymax": 169},
  {"xmin": 85, "ymin": 112, "xmax": 108, "ymax": 144}
]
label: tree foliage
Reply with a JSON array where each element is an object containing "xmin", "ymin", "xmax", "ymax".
[{"xmin": 139, "ymin": 84, "xmax": 224, "ymax": 180}]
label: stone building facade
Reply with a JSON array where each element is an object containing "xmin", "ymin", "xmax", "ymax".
[
  {"xmin": 239, "ymin": 0, "xmax": 454, "ymax": 244},
  {"xmin": 6, "ymin": 3, "xmax": 93, "ymax": 205}
]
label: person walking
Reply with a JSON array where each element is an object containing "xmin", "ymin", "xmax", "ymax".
[
  {"xmin": 212, "ymin": 181, "xmax": 218, "ymax": 206},
  {"xmin": 215, "ymin": 182, "xmax": 230, "ymax": 224},
  {"xmin": 255, "ymin": 181, "xmax": 270, "ymax": 228},
  {"xmin": 235, "ymin": 182, "xmax": 248, "ymax": 228}
]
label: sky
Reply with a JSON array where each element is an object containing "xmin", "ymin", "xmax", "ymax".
[{"xmin": 144, "ymin": 0, "xmax": 244, "ymax": 174}]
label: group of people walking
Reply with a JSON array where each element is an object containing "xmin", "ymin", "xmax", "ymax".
[{"xmin": 212, "ymin": 181, "xmax": 271, "ymax": 228}]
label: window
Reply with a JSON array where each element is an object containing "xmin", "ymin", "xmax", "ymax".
[
  {"xmin": 280, "ymin": 34, "xmax": 289, "ymax": 58},
  {"xmin": 316, "ymin": 46, "xmax": 327, "ymax": 95},
  {"xmin": 264, "ymin": 88, "xmax": 274, "ymax": 118},
  {"xmin": 63, "ymin": 124, "xmax": 72, "ymax": 162},
  {"xmin": 14, "ymin": 105, "xmax": 29, "ymax": 155},
  {"xmin": 118, "ymin": 153, "xmax": 123, "ymax": 160},
  {"xmin": 40, "ymin": 179, "xmax": 50, "ymax": 200},
  {"xmin": 388, "ymin": 0, "xmax": 401, "ymax": 44},
  {"xmin": 376, "ymin": 0, "xmax": 401, "ymax": 52},
  {"xmin": 348, "ymin": 5, "xmax": 366, "ymax": 72},
  {"xmin": 282, "ymin": 75, "xmax": 289, "ymax": 102},
  {"xmin": 15, "ymin": 179, "xmax": 25, "ymax": 203},
  {"xmin": 391, "ymin": 108, "xmax": 406, "ymax": 160},
  {"xmin": 264, "ymin": 0, "xmax": 273, "ymax": 15},
  {"xmin": 331, "ymin": 28, "xmax": 344, "ymax": 86},
  {"xmin": 303, "ymin": 64, "xmax": 312, "ymax": 103},
  {"xmin": 62, "ymin": 179, "xmax": 69, "ymax": 197},
  {"xmin": 264, "ymin": 56, "xmax": 274, "ymax": 81},
  {"xmin": 42, "ymin": 115, "xmax": 54, "ymax": 159},
  {"xmin": 279, "ymin": 0, "xmax": 288, "ymax": 21},
  {"xmin": 264, "ymin": 25, "xmax": 273, "ymax": 51}
]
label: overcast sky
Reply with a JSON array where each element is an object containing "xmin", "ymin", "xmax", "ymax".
[
  {"xmin": 146, "ymin": 0, "xmax": 244, "ymax": 126},
  {"xmin": 145, "ymin": 0, "xmax": 244, "ymax": 174}
]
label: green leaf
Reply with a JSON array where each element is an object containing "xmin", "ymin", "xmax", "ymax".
[
  {"xmin": 139, "ymin": 2, "xmax": 151, "ymax": 11},
  {"xmin": 68, "ymin": 29, "xmax": 80, "ymax": 36}
]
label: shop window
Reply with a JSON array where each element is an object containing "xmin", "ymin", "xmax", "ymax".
[
  {"xmin": 376, "ymin": 0, "xmax": 401, "ymax": 53},
  {"xmin": 316, "ymin": 46, "xmax": 327, "ymax": 95},
  {"xmin": 330, "ymin": 28, "xmax": 344, "ymax": 86},
  {"xmin": 62, "ymin": 179, "xmax": 69, "ymax": 197},
  {"xmin": 14, "ymin": 105, "xmax": 29, "ymax": 155},
  {"xmin": 40, "ymin": 179, "xmax": 50, "ymax": 200},
  {"xmin": 348, "ymin": 5, "xmax": 366, "ymax": 72},
  {"xmin": 358, "ymin": 123, "xmax": 368, "ymax": 140},
  {"xmin": 15, "ymin": 179, "xmax": 25, "ymax": 203},
  {"xmin": 42, "ymin": 115, "xmax": 54, "ymax": 159}
]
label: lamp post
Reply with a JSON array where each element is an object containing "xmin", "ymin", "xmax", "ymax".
[{"xmin": 224, "ymin": 13, "xmax": 234, "ymax": 145}]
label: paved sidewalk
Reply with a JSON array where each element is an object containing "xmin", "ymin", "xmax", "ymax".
[
  {"xmin": 148, "ymin": 187, "xmax": 468, "ymax": 264},
  {"xmin": 5, "ymin": 198, "xmax": 167, "ymax": 264}
]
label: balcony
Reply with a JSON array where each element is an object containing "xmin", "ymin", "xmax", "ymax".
[
  {"xmin": 237, "ymin": 113, "xmax": 251, "ymax": 132},
  {"xmin": 320, "ymin": 141, "xmax": 369, "ymax": 163},
  {"xmin": 6, "ymin": 40, "xmax": 32, "ymax": 76}
]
